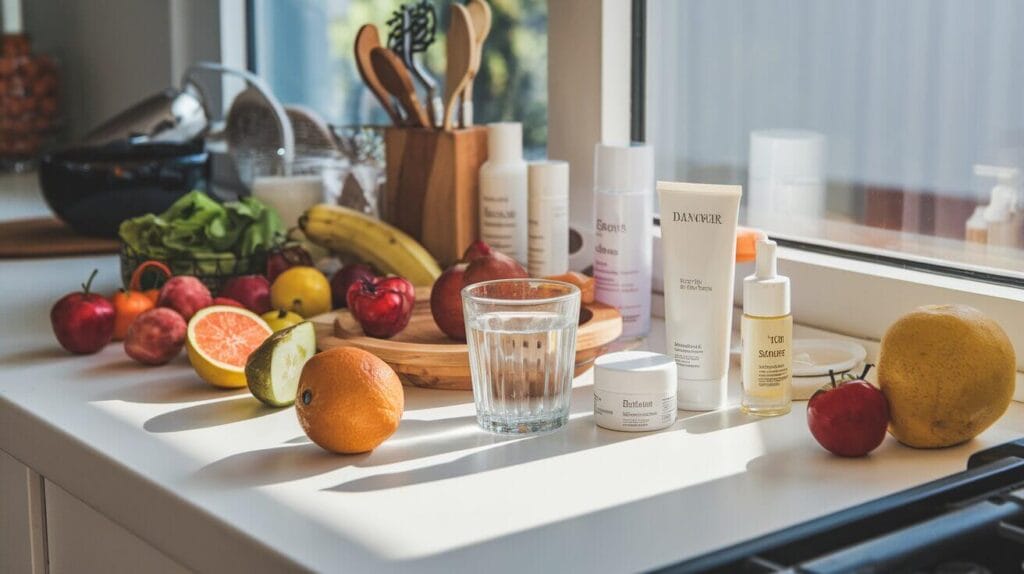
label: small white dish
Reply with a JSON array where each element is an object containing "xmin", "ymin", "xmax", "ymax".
[{"xmin": 791, "ymin": 338, "xmax": 868, "ymax": 400}]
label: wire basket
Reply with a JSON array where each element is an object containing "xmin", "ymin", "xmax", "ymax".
[{"xmin": 119, "ymin": 244, "xmax": 271, "ymax": 296}]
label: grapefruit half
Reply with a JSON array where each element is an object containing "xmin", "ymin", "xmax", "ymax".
[{"xmin": 187, "ymin": 305, "xmax": 273, "ymax": 388}]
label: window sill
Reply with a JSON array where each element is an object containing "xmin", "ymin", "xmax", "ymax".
[{"xmin": 652, "ymin": 227, "xmax": 1024, "ymax": 399}]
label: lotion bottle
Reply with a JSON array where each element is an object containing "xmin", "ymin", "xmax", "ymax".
[
  {"xmin": 741, "ymin": 239, "xmax": 792, "ymax": 416},
  {"xmin": 593, "ymin": 143, "xmax": 653, "ymax": 340},
  {"xmin": 479, "ymin": 122, "xmax": 528, "ymax": 265},
  {"xmin": 527, "ymin": 160, "xmax": 570, "ymax": 276}
]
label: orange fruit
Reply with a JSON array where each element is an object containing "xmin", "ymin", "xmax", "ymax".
[
  {"xmin": 296, "ymin": 347, "xmax": 404, "ymax": 454},
  {"xmin": 186, "ymin": 306, "xmax": 273, "ymax": 388}
]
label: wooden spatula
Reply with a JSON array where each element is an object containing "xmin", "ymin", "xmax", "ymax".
[
  {"xmin": 443, "ymin": 3, "xmax": 476, "ymax": 131},
  {"xmin": 370, "ymin": 46, "xmax": 432, "ymax": 128},
  {"xmin": 461, "ymin": 0, "xmax": 492, "ymax": 127},
  {"xmin": 354, "ymin": 25, "xmax": 403, "ymax": 126}
]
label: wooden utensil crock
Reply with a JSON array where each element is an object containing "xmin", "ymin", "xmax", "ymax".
[{"xmin": 382, "ymin": 126, "xmax": 487, "ymax": 267}]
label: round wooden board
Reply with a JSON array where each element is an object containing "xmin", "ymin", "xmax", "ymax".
[{"xmin": 312, "ymin": 287, "xmax": 623, "ymax": 390}]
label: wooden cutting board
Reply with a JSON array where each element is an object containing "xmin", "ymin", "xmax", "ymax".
[
  {"xmin": 312, "ymin": 288, "xmax": 623, "ymax": 390},
  {"xmin": 0, "ymin": 217, "xmax": 121, "ymax": 258}
]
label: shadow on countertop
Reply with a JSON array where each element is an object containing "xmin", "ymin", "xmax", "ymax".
[
  {"xmin": 191, "ymin": 414, "xmax": 514, "ymax": 487},
  {"xmin": 143, "ymin": 395, "xmax": 277, "ymax": 433}
]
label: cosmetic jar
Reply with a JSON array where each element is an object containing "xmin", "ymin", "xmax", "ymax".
[{"xmin": 593, "ymin": 351, "xmax": 677, "ymax": 432}]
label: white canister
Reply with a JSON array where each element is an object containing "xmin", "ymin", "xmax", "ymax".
[
  {"xmin": 528, "ymin": 160, "xmax": 570, "ymax": 276},
  {"xmin": 748, "ymin": 129, "xmax": 826, "ymax": 219},
  {"xmin": 593, "ymin": 351, "xmax": 677, "ymax": 432}
]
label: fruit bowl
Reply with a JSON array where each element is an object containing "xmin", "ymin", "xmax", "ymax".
[{"xmin": 312, "ymin": 288, "xmax": 622, "ymax": 390}]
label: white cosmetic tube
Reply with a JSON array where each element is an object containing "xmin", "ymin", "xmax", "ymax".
[{"xmin": 657, "ymin": 182, "xmax": 742, "ymax": 410}]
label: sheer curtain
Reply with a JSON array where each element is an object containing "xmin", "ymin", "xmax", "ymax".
[{"xmin": 646, "ymin": 0, "xmax": 1024, "ymax": 222}]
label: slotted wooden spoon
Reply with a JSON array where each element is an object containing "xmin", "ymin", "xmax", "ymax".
[
  {"xmin": 370, "ymin": 46, "xmax": 431, "ymax": 128},
  {"xmin": 354, "ymin": 24, "xmax": 403, "ymax": 126},
  {"xmin": 442, "ymin": 3, "xmax": 476, "ymax": 131}
]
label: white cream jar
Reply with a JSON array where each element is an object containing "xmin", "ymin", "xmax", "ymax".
[{"xmin": 593, "ymin": 351, "xmax": 677, "ymax": 432}]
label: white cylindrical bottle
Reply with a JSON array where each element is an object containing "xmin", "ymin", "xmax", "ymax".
[
  {"xmin": 741, "ymin": 239, "xmax": 792, "ymax": 416},
  {"xmin": 479, "ymin": 122, "xmax": 528, "ymax": 264},
  {"xmin": 593, "ymin": 143, "xmax": 653, "ymax": 340},
  {"xmin": 528, "ymin": 160, "xmax": 570, "ymax": 276}
]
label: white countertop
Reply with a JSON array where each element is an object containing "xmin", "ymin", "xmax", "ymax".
[{"xmin": 2, "ymin": 183, "xmax": 1024, "ymax": 572}]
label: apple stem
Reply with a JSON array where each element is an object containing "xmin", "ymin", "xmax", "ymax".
[
  {"xmin": 860, "ymin": 363, "xmax": 874, "ymax": 381},
  {"xmin": 827, "ymin": 368, "xmax": 838, "ymax": 389},
  {"xmin": 81, "ymin": 269, "xmax": 99, "ymax": 295}
]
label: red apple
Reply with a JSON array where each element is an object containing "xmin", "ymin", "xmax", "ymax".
[
  {"xmin": 123, "ymin": 308, "xmax": 187, "ymax": 365},
  {"xmin": 462, "ymin": 240, "xmax": 528, "ymax": 285},
  {"xmin": 430, "ymin": 240, "xmax": 528, "ymax": 341},
  {"xmin": 157, "ymin": 276, "xmax": 212, "ymax": 320},
  {"xmin": 219, "ymin": 275, "xmax": 271, "ymax": 314},
  {"xmin": 347, "ymin": 276, "xmax": 415, "ymax": 338},
  {"xmin": 211, "ymin": 297, "xmax": 245, "ymax": 308},
  {"xmin": 266, "ymin": 245, "xmax": 314, "ymax": 283},
  {"xmin": 430, "ymin": 262, "xmax": 469, "ymax": 340},
  {"xmin": 51, "ymin": 269, "xmax": 116, "ymax": 354},
  {"xmin": 807, "ymin": 365, "xmax": 890, "ymax": 457},
  {"xmin": 331, "ymin": 263, "xmax": 375, "ymax": 308}
]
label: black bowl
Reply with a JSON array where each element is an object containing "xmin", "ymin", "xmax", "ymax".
[{"xmin": 39, "ymin": 139, "xmax": 209, "ymax": 238}]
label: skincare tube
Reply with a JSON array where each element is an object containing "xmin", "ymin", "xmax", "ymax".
[{"xmin": 657, "ymin": 182, "xmax": 742, "ymax": 410}]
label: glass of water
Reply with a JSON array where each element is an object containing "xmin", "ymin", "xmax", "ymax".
[{"xmin": 462, "ymin": 279, "xmax": 581, "ymax": 434}]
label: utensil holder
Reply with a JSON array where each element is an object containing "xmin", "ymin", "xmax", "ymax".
[{"xmin": 382, "ymin": 126, "xmax": 487, "ymax": 267}]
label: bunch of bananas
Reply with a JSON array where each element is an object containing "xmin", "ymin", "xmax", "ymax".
[{"xmin": 300, "ymin": 204, "xmax": 442, "ymax": 285}]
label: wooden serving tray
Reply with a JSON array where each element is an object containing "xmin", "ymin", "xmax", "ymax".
[{"xmin": 312, "ymin": 288, "xmax": 622, "ymax": 390}]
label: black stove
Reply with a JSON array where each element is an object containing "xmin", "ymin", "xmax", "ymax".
[{"xmin": 658, "ymin": 440, "xmax": 1024, "ymax": 574}]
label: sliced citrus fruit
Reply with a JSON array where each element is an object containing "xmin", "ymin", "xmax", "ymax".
[{"xmin": 186, "ymin": 305, "xmax": 273, "ymax": 388}]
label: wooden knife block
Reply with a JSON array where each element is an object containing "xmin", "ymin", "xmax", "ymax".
[{"xmin": 382, "ymin": 126, "xmax": 488, "ymax": 267}]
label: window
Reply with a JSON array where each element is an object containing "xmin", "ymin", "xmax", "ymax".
[
  {"xmin": 249, "ymin": 0, "xmax": 549, "ymax": 156},
  {"xmin": 644, "ymin": 0, "xmax": 1024, "ymax": 283}
]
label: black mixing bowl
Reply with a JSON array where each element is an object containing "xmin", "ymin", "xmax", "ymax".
[{"xmin": 39, "ymin": 139, "xmax": 209, "ymax": 237}]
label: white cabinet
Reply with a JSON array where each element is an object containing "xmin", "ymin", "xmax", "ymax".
[
  {"xmin": 0, "ymin": 450, "xmax": 45, "ymax": 573},
  {"xmin": 2, "ymin": 449, "xmax": 187, "ymax": 574},
  {"xmin": 44, "ymin": 481, "xmax": 188, "ymax": 574}
]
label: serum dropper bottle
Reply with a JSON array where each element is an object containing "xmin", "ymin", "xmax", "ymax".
[{"xmin": 741, "ymin": 239, "xmax": 792, "ymax": 416}]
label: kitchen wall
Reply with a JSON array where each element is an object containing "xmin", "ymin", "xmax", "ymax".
[{"xmin": 23, "ymin": 0, "xmax": 222, "ymax": 141}]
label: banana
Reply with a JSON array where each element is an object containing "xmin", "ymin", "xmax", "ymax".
[{"xmin": 300, "ymin": 204, "xmax": 442, "ymax": 285}]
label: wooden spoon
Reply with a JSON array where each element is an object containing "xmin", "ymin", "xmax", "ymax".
[
  {"xmin": 354, "ymin": 25, "xmax": 403, "ymax": 126},
  {"xmin": 370, "ymin": 46, "xmax": 431, "ymax": 128},
  {"xmin": 461, "ymin": 0, "xmax": 492, "ymax": 127},
  {"xmin": 443, "ymin": 3, "xmax": 476, "ymax": 131}
]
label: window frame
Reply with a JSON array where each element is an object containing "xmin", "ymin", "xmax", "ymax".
[
  {"xmin": 234, "ymin": 0, "xmax": 1023, "ymax": 373},
  {"xmin": 548, "ymin": 0, "xmax": 1023, "ymax": 373}
]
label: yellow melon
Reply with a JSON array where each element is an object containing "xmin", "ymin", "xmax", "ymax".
[{"xmin": 878, "ymin": 304, "xmax": 1016, "ymax": 448}]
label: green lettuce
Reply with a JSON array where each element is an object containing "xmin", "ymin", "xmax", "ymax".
[{"xmin": 119, "ymin": 191, "xmax": 283, "ymax": 264}]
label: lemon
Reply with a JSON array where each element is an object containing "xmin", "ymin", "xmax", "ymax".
[
  {"xmin": 245, "ymin": 321, "xmax": 316, "ymax": 407},
  {"xmin": 262, "ymin": 309, "xmax": 305, "ymax": 332},
  {"xmin": 270, "ymin": 266, "xmax": 332, "ymax": 318},
  {"xmin": 186, "ymin": 306, "xmax": 273, "ymax": 388},
  {"xmin": 878, "ymin": 304, "xmax": 1016, "ymax": 448}
]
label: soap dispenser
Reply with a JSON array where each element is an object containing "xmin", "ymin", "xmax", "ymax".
[
  {"xmin": 741, "ymin": 239, "xmax": 792, "ymax": 416},
  {"xmin": 975, "ymin": 165, "xmax": 1022, "ymax": 250}
]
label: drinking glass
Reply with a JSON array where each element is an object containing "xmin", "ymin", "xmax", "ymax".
[{"xmin": 462, "ymin": 279, "xmax": 581, "ymax": 434}]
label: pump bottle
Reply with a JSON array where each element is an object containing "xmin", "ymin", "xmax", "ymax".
[
  {"xmin": 741, "ymin": 239, "xmax": 792, "ymax": 416},
  {"xmin": 975, "ymin": 165, "xmax": 1021, "ymax": 251}
]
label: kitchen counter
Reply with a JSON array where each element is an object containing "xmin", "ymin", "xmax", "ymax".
[
  {"xmin": 3, "ymin": 177, "xmax": 1024, "ymax": 572},
  {"xmin": 3, "ymin": 252, "xmax": 1024, "ymax": 573}
]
